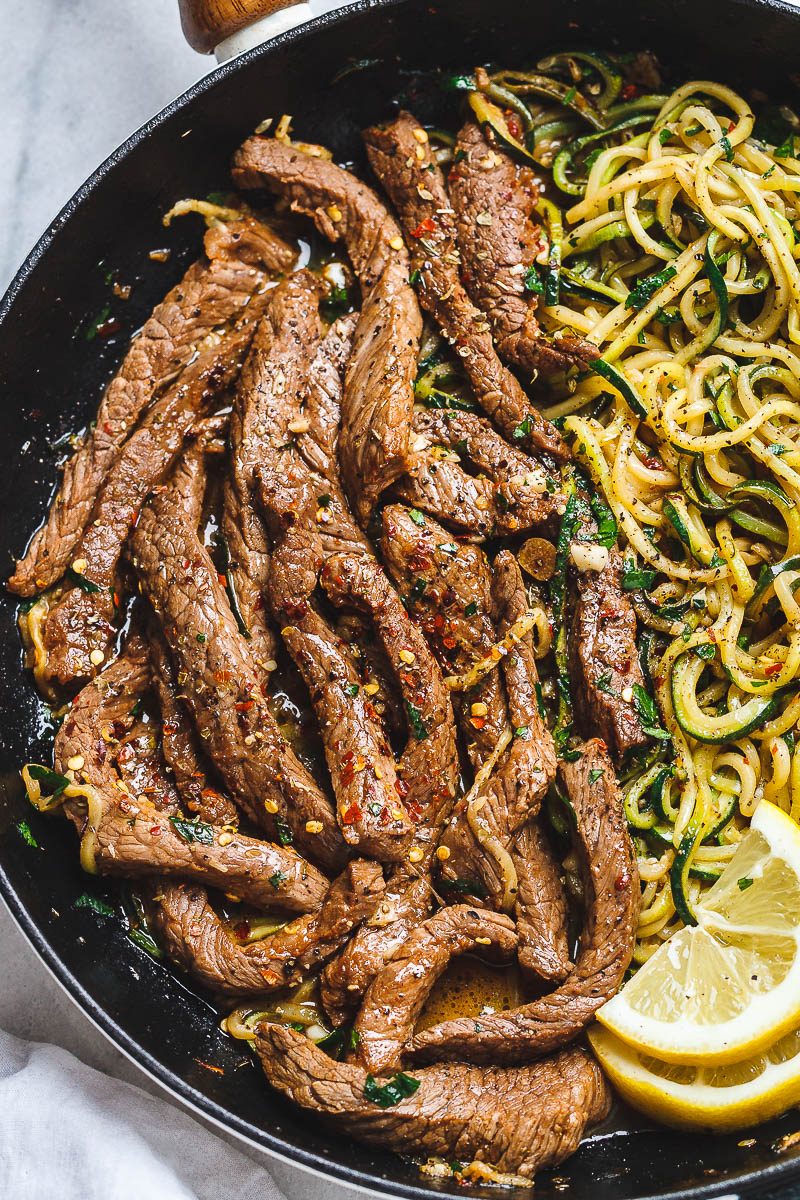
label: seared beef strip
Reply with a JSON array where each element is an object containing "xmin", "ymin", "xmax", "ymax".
[
  {"xmin": 449, "ymin": 121, "xmax": 598, "ymax": 376},
  {"xmin": 262, "ymin": 466, "xmax": 413, "ymax": 861},
  {"xmin": 9, "ymin": 216, "xmax": 294, "ymax": 597},
  {"xmin": 149, "ymin": 626, "xmax": 239, "ymax": 827},
  {"xmin": 381, "ymin": 504, "xmax": 507, "ymax": 768},
  {"xmin": 318, "ymin": 551, "xmax": 459, "ymax": 1024},
  {"xmin": 224, "ymin": 270, "xmax": 326, "ymax": 681},
  {"xmin": 255, "ymin": 1025, "xmax": 610, "ymax": 1179},
  {"xmin": 54, "ymin": 638, "xmax": 328, "ymax": 912},
  {"xmin": 362, "ymin": 111, "xmax": 567, "ymax": 461},
  {"xmin": 131, "ymin": 433, "xmax": 346, "ymax": 872},
  {"xmin": 382, "ymin": 518, "xmax": 568, "ymax": 982},
  {"xmin": 295, "ymin": 312, "xmax": 360, "ymax": 484},
  {"xmin": 411, "ymin": 739, "xmax": 640, "ymax": 1064},
  {"xmin": 514, "ymin": 820, "xmax": 572, "ymax": 985},
  {"xmin": 232, "ymin": 137, "xmax": 422, "ymax": 524},
  {"xmin": 437, "ymin": 552, "xmax": 557, "ymax": 905},
  {"xmin": 397, "ymin": 408, "xmax": 564, "ymax": 538},
  {"xmin": 148, "ymin": 859, "xmax": 384, "ymax": 995},
  {"xmin": 568, "ymin": 546, "xmax": 648, "ymax": 758},
  {"xmin": 352, "ymin": 904, "xmax": 517, "ymax": 1075},
  {"xmin": 39, "ymin": 334, "xmax": 248, "ymax": 690}
]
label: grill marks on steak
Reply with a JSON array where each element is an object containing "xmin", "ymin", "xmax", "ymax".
[
  {"xmin": 449, "ymin": 121, "xmax": 599, "ymax": 376},
  {"xmin": 54, "ymin": 637, "xmax": 328, "ymax": 912},
  {"xmin": 398, "ymin": 408, "xmax": 564, "ymax": 539},
  {"xmin": 148, "ymin": 859, "xmax": 385, "ymax": 995},
  {"xmin": 9, "ymin": 216, "xmax": 294, "ymax": 598},
  {"xmin": 569, "ymin": 547, "xmax": 648, "ymax": 758},
  {"xmin": 130, "ymin": 431, "xmax": 346, "ymax": 873},
  {"xmin": 255, "ymin": 1025, "xmax": 610, "ymax": 1179},
  {"xmin": 411, "ymin": 739, "xmax": 640, "ymax": 1064},
  {"xmin": 232, "ymin": 137, "xmax": 422, "ymax": 524},
  {"xmin": 352, "ymin": 904, "xmax": 517, "ymax": 1075},
  {"xmin": 362, "ymin": 111, "xmax": 566, "ymax": 461}
]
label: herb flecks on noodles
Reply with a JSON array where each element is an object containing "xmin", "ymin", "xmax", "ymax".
[{"xmin": 474, "ymin": 59, "xmax": 800, "ymax": 963}]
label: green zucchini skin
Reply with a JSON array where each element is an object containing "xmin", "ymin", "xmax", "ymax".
[{"xmin": 671, "ymin": 652, "xmax": 790, "ymax": 744}]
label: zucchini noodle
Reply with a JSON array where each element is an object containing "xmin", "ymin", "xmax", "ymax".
[{"xmin": 481, "ymin": 61, "xmax": 800, "ymax": 963}]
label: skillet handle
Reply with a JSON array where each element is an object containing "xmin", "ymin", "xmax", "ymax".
[{"xmin": 178, "ymin": 0, "xmax": 314, "ymax": 58}]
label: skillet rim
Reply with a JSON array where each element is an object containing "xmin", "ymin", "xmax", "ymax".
[{"xmin": 3, "ymin": 1, "xmax": 800, "ymax": 1195}]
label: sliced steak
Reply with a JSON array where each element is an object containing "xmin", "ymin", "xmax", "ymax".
[
  {"xmin": 295, "ymin": 312, "xmax": 360, "ymax": 484},
  {"xmin": 352, "ymin": 904, "xmax": 517, "ymax": 1075},
  {"xmin": 54, "ymin": 639, "xmax": 327, "ymax": 913},
  {"xmin": 449, "ymin": 121, "xmax": 598, "ymax": 376},
  {"xmin": 10, "ymin": 215, "xmax": 294, "ymax": 596},
  {"xmin": 569, "ymin": 546, "xmax": 648, "ymax": 758},
  {"xmin": 149, "ymin": 626, "xmax": 239, "ymax": 827},
  {"xmin": 149, "ymin": 859, "xmax": 384, "ymax": 994},
  {"xmin": 131, "ymin": 436, "xmax": 346, "ymax": 873},
  {"xmin": 513, "ymin": 819, "xmax": 572, "ymax": 985},
  {"xmin": 318, "ymin": 552, "xmax": 459, "ymax": 1024},
  {"xmin": 437, "ymin": 552, "xmax": 557, "ymax": 906},
  {"xmin": 255, "ymin": 1025, "xmax": 610, "ymax": 1179},
  {"xmin": 224, "ymin": 271, "xmax": 325, "ymax": 681},
  {"xmin": 232, "ymin": 137, "xmax": 422, "ymax": 524},
  {"xmin": 40, "ymin": 337, "xmax": 246, "ymax": 690},
  {"xmin": 381, "ymin": 504, "xmax": 506, "ymax": 768},
  {"xmin": 262, "ymin": 466, "xmax": 413, "ymax": 862},
  {"xmin": 397, "ymin": 408, "xmax": 564, "ymax": 538},
  {"xmin": 411, "ymin": 739, "xmax": 640, "ymax": 1064},
  {"xmin": 362, "ymin": 111, "xmax": 566, "ymax": 460}
]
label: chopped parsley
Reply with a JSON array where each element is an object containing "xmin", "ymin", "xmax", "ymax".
[
  {"xmin": 75, "ymin": 892, "xmax": 115, "ymax": 917},
  {"xmin": 169, "ymin": 817, "xmax": 215, "ymax": 845},
  {"xmin": 275, "ymin": 817, "xmax": 294, "ymax": 846},
  {"xmin": 595, "ymin": 670, "xmax": 614, "ymax": 695},
  {"xmin": 632, "ymin": 683, "xmax": 671, "ymax": 741},
  {"xmin": 719, "ymin": 133, "xmax": 734, "ymax": 162},
  {"xmin": 588, "ymin": 768, "xmax": 603, "ymax": 785},
  {"xmin": 363, "ymin": 1072, "xmax": 421, "ymax": 1108},
  {"xmin": 692, "ymin": 643, "xmax": 716, "ymax": 661},
  {"xmin": 317, "ymin": 494, "xmax": 332, "ymax": 508},
  {"xmin": 344, "ymin": 683, "xmax": 360, "ymax": 697},
  {"xmin": 621, "ymin": 566, "xmax": 656, "ymax": 592},
  {"xmin": 514, "ymin": 725, "xmax": 531, "ymax": 740},
  {"xmin": 16, "ymin": 820, "xmax": 39, "ymax": 848},
  {"xmin": 196, "ymin": 633, "xmax": 206, "ymax": 643},
  {"xmin": 409, "ymin": 269, "xmax": 421, "ymax": 286},
  {"xmin": 463, "ymin": 600, "xmax": 478, "ymax": 617},
  {"xmin": 406, "ymin": 701, "xmax": 429, "ymax": 741},
  {"xmin": 269, "ymin": 871, "xmax": 287, "ymax": 889},
  {"xmin": 408, "ymin": 509, "xmax": 426, "ymax": 527},
  {"xmin": 737, "ymin": 876, "xmax": 754, "ymax": 892},
  {"xmin": 409, "ymin": 578, "xmax": 427, "ymax": 601},
  {"xmin": 625, "ymin": 265, "xmax": 677, "ymax": 311},
  {"xmin": 66, "ymin": 567, "xmax": 101, "ymax": 594},
  {"xmin": 523, "ymin": 266, "xmax": 544, "ymax": 295},
  {"xmin": 438, "ymin": 542, "xmax": 459, "ymax": 556},
  {"xmin": 320, "ymin": 286, "xmax": 351, "ymax": 321},
  {"xmin": 26, "ymin": 764, "xmax": 70, "ymax": 799},
  {"xmin": 512, "ymin": 415, "xmax": 533, "ymax": 441}
]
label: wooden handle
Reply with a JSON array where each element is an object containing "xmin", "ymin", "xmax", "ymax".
[{"xmin": 178, "ymin": 0, "xmax": 303, "ymax": 52}]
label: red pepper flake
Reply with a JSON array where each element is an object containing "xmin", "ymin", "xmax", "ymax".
[
  {"xmin": 394, "ymin": 778, "xmax": 409, "ymax": 798},
  {"xmin": 341, "ymin": 765, "xmax": 356, "ymax": 787},
  {"xmin": 149, "ymin": 825, "xmax": 162, "ymax": 837},
  {"xmin": 235, "ymin": 700, "xmax": 254, "ymax": 712},
  {"xmin": 410, "ymin": 216, "xmax": 437, "ymax": 238},
  {"xmin": 621, "ymin": 83, "xmax": 639, "ymax": 100},
  {"xmin": 96, "ymin": 317, "xmax": 121, "ymax": 339},
  {"xmin": 470, "ymin": 715, "xmax": 487, "ymax": 730},
  {"xmin": 233, "ymin": 921, "xmax": 250, "ymax": 940},
  {"xmin": 442, "ymin": 634, "xmax": 457, "ymax": 650},
  {"xmin": 615, "ymin": 869, "xmax": 630, "ymax": 891},
  {"xmin": 407, "ymin": 800, "xmax": 424, "ymax": 822},
  {"xmin": 103, "ymin": 421, "xmax": 114, "ymax": 434},
  {"xmin": 506, "ymin": 112, "xmax": 522, "ymax": 140},
  {"xmin": 342, "ymin": 802, "xmax": 362, "ymax": 825},
  {"xmin": 764, "ymin": 662, "xmax": 783, "ymax": 677},
  {"xmin": 193, "ymin": 1059, "xmax": 225, "ymax": 1075},
  {"xmin": 728, "ymin": 120, "xmax": 736, "ymax": 132}
]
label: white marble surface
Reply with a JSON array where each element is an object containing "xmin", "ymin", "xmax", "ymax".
[
  {"xmin": 0, "ymin": 0, "xmax": 350, "ymax": 295},
  {"xmin": 0, "ymin": 4, "xmax": 360, "ymax": 1198}
]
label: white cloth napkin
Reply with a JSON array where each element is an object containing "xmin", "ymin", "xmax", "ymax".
[{"xmin": 0, "ymin": 1026, "xmax": 283, "ymax": 1200}]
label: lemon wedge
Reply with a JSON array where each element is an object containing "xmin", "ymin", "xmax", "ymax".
[
  {"xmin": 597, "ymin": 800, "xmax": 800, "ymax": 1065},
  {"xmin": 588, "ymin": 1023, "xmax": 800, "ymax": 1132}
]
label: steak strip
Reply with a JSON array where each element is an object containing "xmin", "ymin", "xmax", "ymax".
[
  {"xmin": 54, "ymin": 638, "xmax": 328, "ymax": 913},
  {"xmin": 148, "ymin": 859, "xmax": 385, "ymax": 995},
  {"xmin": 232, "ymin": 137, "xmax": 423, "ymax": 524},
  {"xmin": 449, "ymin": 119, "xmax": 598, "ymax": 376},
  {"xmin": 10, "ymin": 216, "xmax": 294, "ymax": 596},
  {"xmin": 569, "ymin": 546, "xmax": 648, "ymax": 759},
  {"xmin": 131, "ymin": 429, "xmax": 345, "ymax": 872},
  {"xmin": 411, "ymin": 739, "xmax": 640, "ymax": 1064},
  {"xmin": 397, "ymin": 408, "xmax": 564, "ymax": 539},
  {"xmin": 255, "ymin": 1024, "xmax": 610, "ymax": 1179},
  {"xmin": 39, "ymin": 338, "xmax": 246, "ymax": 691},
  {"xmin": 362, "ymin": 111, "xmax": 567, "ymax": 460},
  {"xmin": 351, "ymin": 904, "xmax": 517, "ymax": 1075}
]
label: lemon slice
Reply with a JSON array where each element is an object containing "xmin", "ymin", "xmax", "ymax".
[
  {"xmin": 597, "ymin": 800, "xmax": 800, "ymax": 1065},
  {"xmin": 588, "ymin": 1023, "xmax": 800, "ymax": 1132}
]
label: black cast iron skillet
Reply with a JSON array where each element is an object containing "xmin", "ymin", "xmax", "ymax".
[{"xmin": 3, "ymin": 1, "xmax": 800, "ymax": 1196}]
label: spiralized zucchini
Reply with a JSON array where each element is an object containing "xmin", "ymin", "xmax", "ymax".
[{"xmin": 474, "ymin": 57, "xmax": 800, "ymax": 963}]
